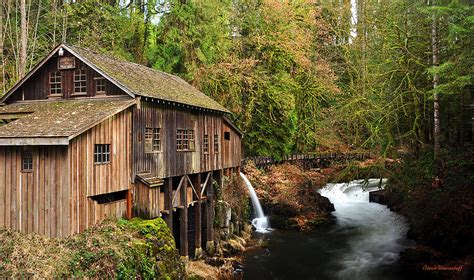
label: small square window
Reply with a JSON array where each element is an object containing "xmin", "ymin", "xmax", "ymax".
[
  {"xmin": 224, "ymin": 131, "xmax": 230, "ymax": 140},
  {"xmin": 94, "ymin": 144, "xmax": 111, "ymax": 164}
]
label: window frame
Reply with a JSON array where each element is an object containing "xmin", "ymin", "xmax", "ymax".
[
  {"xmin": 94, "ymin": 144, "xmax": 111, "ymax": 165},
  {"xmin": 49, "ymin": 71, "xmax": 62, "ymax": 97},
  {"xmin": 73, "ymin": 68, "xmax": 87, "ymax": 95},
  {"xmin": 176, "ymin": 129, "xmax": 196, "ymax": 152},
  {"xmin": 145, "ymin": 127, "xmax": 161, "ymax": 153},
  {"xmin": 94, "ymin": 77, "xmax": 106, "ymax": 95},
  {"xmin": 214, "ymin": 134, "xmax": 219, "ymax": 154},
  {"xmin": 21, "ymin": 150, "xmax": 33, "ymax": 172},
  {"xmin": 203, "ymin": 134, "xmax": 209, "ymax": 154}
]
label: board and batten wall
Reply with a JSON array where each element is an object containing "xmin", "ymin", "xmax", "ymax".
[
  {"xmin": 132, "ymin": 101, "xmax": 242, "ymax": 180},
  {"xmin": 0, "ymin": 146, "xmax": 69, "ymax": 237},
  {"xmin": 0, "ymin": 109, "xmax": 132, "ymax": 238},
  {"xmin": 68, "ymin": 108, "xmax": 132, "ymax": 235},
  {"xmin": 7, "ymin": 51, "xmax": 126, "ymax": 102}
]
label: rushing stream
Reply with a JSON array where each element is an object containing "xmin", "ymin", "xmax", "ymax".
[{"xmin": 243, "ymin": 179, "xmax": 412, "ymax": 280}]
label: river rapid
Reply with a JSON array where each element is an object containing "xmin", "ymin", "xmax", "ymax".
[{"xmin": 243, "ymin": 179, "xmax": 413, "ymax": 280}]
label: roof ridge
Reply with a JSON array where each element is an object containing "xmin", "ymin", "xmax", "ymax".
[{"xmin": 67, "ymin": 43, "xmax": 185, "ymax": 82}]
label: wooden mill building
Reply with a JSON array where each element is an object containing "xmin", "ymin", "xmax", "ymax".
[{"xmin": 0, "ymin": 43, "xmax": 242, "ymax": 257}]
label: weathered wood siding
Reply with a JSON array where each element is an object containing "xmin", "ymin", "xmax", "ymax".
[
  {"xmin": 8, "ymin": 50, "xmax": 125, "ymax": 102},
  {"xmin": 222, "ymin": 121, "xmax": 242, "ymax": 169},
  {"xmin": 134, "ymin": 182, "xmax": 164, "ymax": 219},
  {"xmin": 0, "ymin": 146, "xmax": 69, "ymax": 237},
  {"xmin": 133, "ymin": 102, "xmax": 228, "ymax": 178},
  {"xmin": 68, "ymin": 108, "xmax": 132, "ymax": 234}
]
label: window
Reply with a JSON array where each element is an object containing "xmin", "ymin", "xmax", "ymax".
[
  {"xmin": 94, "ymin": 144, "xmax": 111, "ymax": 164},
  {"xmin": 145, "ymin": 127, "xmax": 161, "ymax": 152},
  {"xmin": 95, "ymin": 77, "xmax": 106, "ymax": 95},
  {"xmin": 49, "ymin": 71, "xmax": 62, "ymax": 96},
  {"xmin": 90, "ymin": 190, "xmax": 127, "ymax": 204},
  {"xmin": 177, "ymin": 129, "xmax": 195, "ymax": 151},
  {"xmin": 203, "ymin": 134, "xmax": 209, "ymax": 154},
  {"xmin": 224, "ymin": 131, "xmax": 231, "ymax": 141},
  {"xmin": 73, "ymin": 69, "xmax": 87, "ymax": 94},
  {"xmin": 214, "ymin": 134, "xmax": 219, "ymax": 153},
  {"xmin": 22, "ymin": 151, "xmax": 33, "ymax": 172}
]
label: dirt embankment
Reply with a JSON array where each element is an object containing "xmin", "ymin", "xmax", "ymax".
[{"xmin": 243, "ymin": 163, "xmax": 336, "ymax": 230}]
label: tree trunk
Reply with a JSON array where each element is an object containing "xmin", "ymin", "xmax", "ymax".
[
  {"xmin": 19, "ymin": 0, "xmax": 27, "ymax": 78},
  {"xmin": 0, "ymin": 2, "xmax": 4, "ymax": 95},
  {"xmin": 431, "ymin": 2, "xmax": 441, "ymax": 167}
]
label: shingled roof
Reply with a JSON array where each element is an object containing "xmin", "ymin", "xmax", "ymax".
[
  {"xmin": 0, "ymin": 98, "xmax": 135, "ymax": 141},
  {"xmin": 64, "ymin": 44, "xmax": 229, "ymax": 113}
]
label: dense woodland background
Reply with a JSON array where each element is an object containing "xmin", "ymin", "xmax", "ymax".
[{"xmin": 0, "ymin": 0, "xmax": 472, "ymax": 158}]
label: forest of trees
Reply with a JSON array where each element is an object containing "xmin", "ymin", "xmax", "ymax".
[{"xmin": 1, "ymin": 0, "xmax": 472, "ymax": 158}]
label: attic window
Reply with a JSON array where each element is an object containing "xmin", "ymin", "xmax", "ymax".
[
  {"xmin": 73, "ymin": 69, "xmax": 87, "ymax": 95},
  {"xmin": 95, "ymin": 77, "xmax": 106, "ymax": 95},
  {"xmin": 224, "ymin": 131, "xmax": 231, "ymax": 141},
  {"xmin": 49, "ymin": 71, "xmax": 62, "ymax": 96}
]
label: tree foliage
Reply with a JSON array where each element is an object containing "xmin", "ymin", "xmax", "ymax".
[{"xmin": 1, "ymin": 0, "xmax": 472, "ymax": 158}]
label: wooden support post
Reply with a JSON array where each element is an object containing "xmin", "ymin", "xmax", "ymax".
[
  {"xmin": 194, "ymin": 174, "xmax": 202, "ymax": 258},
  {"xmin": 126, "ymin": 188, "xmax": 133, "ymax": 219},
  {"xmin": 164, "ymin": 178, "xmax": 173, "ymax": 229},
  {"xmin": 179, "ymin": 177, "xmax": 188, "ymax": 257},
  {"xmin": 206, "ymin": 171, "xmax": 216, "ymax": 255},
  {"xmin": 236, "ymin": 166, "xmax": 241, "ymax": 177}
]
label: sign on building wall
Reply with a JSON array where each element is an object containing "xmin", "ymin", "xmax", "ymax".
[{"xmin": 58, "ymin": 57, "xmax": 76, "ymax": 70}]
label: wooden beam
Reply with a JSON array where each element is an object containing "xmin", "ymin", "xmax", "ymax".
[
  {"xmin": 200, "ymin": 172, "xmax": 211, "ymax": 196},
  {"xmin": 194, "ymin": 174, "xmax": 202, "ymax": 255},
  {"xmin": 163, "ymin": 178, "xmax": 173, "ymax": 229},
  {"xmin": 126, "ymin": 189, "xmax": 133, "ymax": 219},
  {"xmin": 179, "ymin": 176, "xmax": 188, "ymax": 256},
  {"xmin": 0, "ymin": 137, "xmax": 69, "ymax": 146}
]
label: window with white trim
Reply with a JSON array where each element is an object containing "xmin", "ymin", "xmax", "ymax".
[
  {"xmin": 49, "ymin": 71, "xmax": 62, "ymax": 96},
  {"xmin": 73, "ymin": 69, "xmax": 87, "ymax": 94}
]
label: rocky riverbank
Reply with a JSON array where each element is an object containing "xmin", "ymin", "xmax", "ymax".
[
  {"xmin": 242, "ymin": 162, "xmax": 337, "ymax": 231},
  {"xmin": 382, "ymin": 148, "xmax": 474, "ymax": 279}
]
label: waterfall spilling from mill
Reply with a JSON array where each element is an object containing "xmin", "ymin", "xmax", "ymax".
[{"xmin": 240, "ymin": 172, "xmax": 271, "ymax": 233}]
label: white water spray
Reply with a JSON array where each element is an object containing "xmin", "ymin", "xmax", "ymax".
[
  {"xmin": 319, "ymin": 179, "xmax": 410, "ymax": 279},
  {"xmin": 240, "ymin": 172, "xmax": 271, "ymax": 233}
]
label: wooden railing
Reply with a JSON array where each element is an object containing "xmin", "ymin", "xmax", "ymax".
[{"xmin": 242, "ymin": 152, "xmax": 370, "ymax": 170}]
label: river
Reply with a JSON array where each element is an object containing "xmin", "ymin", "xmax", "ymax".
[{"xmin": 243, "ymin": 179, "xmax": 413, "ymax": 280}]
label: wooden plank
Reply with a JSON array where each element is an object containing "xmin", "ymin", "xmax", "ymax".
[
  {"xmin": 164, "ymin": 178, "xmax": 173, "ymax": 228},
  {"xmin": 195, "ymin": 174, "xmax": 202, "ymax": 251},
  {"xmin": 0, "ymin": 148, "xmax": 5, "ymax": 227},
  {"xmin": 179, "ymin": 177, "xmax": 188, "ymax": 256}
]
